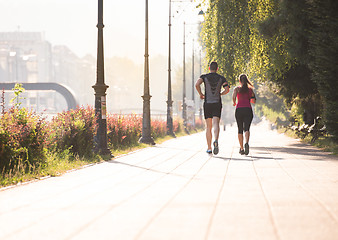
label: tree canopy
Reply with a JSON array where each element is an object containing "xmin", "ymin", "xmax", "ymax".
[{"xmin": 200, "ymin": 0, "xmax": 338, "ymax": 141}]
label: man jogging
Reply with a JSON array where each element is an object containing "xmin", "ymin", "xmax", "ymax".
[{"xmin": 195, "ymin": 61, "xmax": 230, "ymax": 154}]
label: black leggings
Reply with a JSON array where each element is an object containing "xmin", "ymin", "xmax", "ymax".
[{"xmin": 235, "ymin": 107, "xmax": 253, "ymax": 134}]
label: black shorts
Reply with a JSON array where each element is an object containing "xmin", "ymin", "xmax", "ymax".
[
  {"xmin": 203, "ymin": 102, "xmax": 222, "ymax": 119},
  {"xmin": 235, "ymin": 107, "xmax": 253, "ymax": 134}
]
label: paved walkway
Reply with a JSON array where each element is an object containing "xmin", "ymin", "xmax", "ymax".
[{"xmin": 1, "ymin": 121, "xmax": 337, "ymax": 240}]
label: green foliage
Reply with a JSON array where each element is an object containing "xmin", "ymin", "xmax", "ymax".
[
  {"xmin": 201, "ymin": 0, "xmax": 287, "ymax": 84},
  {"xmin": 0, "ymin": 108, "xmax": 47, "ymax": 172},
  {"xmin": 47, "ymin": 106, "xmax": 97, "ymax": 158},
  {"xmin": 254, "ymin": 82, "xmax": 290, "ymax": 126},
  {"xmin": 10, "ymin": 83, "xmax": 25, "ymax": 108},
  {"xmin": 308, "ymin": 0, "xmax": 338, "ymax": 141},
  {"xmin": 201, "ymin": 0, "xmax": 337, "ymax": 140},
  {"xmin": 201, "ymin": 0, "xmax": 251, "ymax": 83},
  {"xmin": 0, "ymin": 85, "xmax": 205, "ymax": 187},
  {"xmin": 107, "ymin": 114, "xmax": 142, "ymax": 149}
]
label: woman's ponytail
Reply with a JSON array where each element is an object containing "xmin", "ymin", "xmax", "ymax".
[{"xmin": 239, "ymin": 74, "xmax": 253, "ymax": 93}]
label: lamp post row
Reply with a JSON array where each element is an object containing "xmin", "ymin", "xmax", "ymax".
[
  {"xmin": 93, "ymin": 0, "xmax": 203, "ymax": 154},
  {"xmin": 167, "ymin": 0, "xmax": 198, "ymax": 136}
]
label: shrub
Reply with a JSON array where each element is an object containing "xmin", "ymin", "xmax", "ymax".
[
  {"xmin": 0, "ymin": 107, "xmax": 47, "ymax": 172},
  {"xmin": 107, "ymin": 114, "xmax": 142, "ymax": 149},
  {"xmin": 151, "ymin": 119, "xmax": 167, "ymax": 139},
  {"xmin": 46, "ymin": 106, "xmax": 97, "ymax": 157}
]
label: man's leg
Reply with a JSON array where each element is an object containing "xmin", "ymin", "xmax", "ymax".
[
  {"xmin": 213, "ymin": 117, "xmax": 220, "ymax": 141},
  {"xmin": 205, "ymin": 118, "xmax": 212, "ymax": 151},
  {"xmin": 212, "ymin": 117, "xmax": 220, "ymax": 155}
]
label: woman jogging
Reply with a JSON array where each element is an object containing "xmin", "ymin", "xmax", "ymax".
[{"xmin": 232, "ymin": 74, "xmax": 256, "ymax": 155}]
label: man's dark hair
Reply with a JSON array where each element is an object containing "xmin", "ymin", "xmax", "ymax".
[{"xmin": 210, "ymin": 61, "xmax": 218, "ymax": 71}]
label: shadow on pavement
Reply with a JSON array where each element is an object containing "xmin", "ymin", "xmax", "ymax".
[
  {"xmin": 214, "ymin": 155, "xmax": 283, "ymax": 161},
  {"xmin": 213, "ymin": 156, "xmax": 256, "ymax": 161},
  {"xmin": 251, "ymin": 144, "xmax": 337, "ymax": 161},
  {"xmin": 107, "ymin": 160, "xmax": 187, "ymax": 178}
]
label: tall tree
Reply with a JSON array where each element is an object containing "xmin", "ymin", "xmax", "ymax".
[
  {"xmin": 201, "ymin": 0, "xmax": 338, "ymax": 139},
  {"xmin": 308, "ymin": 0, "xmax": 338, "ymax": 141},
  {"xmin": 201, "ymin": 0, "xmax": 319, "ymax": 122},
  {"xmin": 259, "ymin": 0, "xmax": 320, "ymax": 123}
]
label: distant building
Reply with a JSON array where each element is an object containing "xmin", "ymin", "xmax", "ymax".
[
  {"xmin": 0, "ymin": 31, "xmax": 52, "ymax": 83},
  {"xmin": 52, "ymin": 45, "xmax": 96, "ymax": 107},
  {"xmin": 0, "ymin": 31, "xmax": 54, "ymax": 111},
  {"xmin": 0, "ymin": 31, "xmax": 96, "ymax": 112}
]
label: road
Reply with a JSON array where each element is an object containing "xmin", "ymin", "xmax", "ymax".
[{"xmin": 0, "ymin": 120, "xmax": 337, "ymax": 240}]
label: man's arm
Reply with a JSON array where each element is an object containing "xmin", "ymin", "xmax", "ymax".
[
  {"xmin": 221, "ymin": 84, "xmax": 229, "ymax": 95},
  {"xmin": 195, "ymin": 78, "xmax": 204, "ymax": 99},
  {"xmin": 220, "ymin": 79, "xmax": 230, "ymax": 96}
]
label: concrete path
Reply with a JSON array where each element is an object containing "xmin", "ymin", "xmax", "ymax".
[{"xmin": 1, "ymin": 121, "xmax": 337, "ymax": 240}]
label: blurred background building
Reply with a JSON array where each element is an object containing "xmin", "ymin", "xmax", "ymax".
[{"xmin": 0, "ymin": 31, "xmax": 95, "ymax": 113}]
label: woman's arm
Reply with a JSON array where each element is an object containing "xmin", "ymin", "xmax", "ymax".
[
  {"xmin": 250, "ymin": 90, "xmax": 256, "ymax": 104},
  {"xmin": 232, "ymin": 87, "xmax": 238, "ymax": 106}
]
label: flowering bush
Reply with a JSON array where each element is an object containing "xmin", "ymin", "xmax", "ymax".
[
  {"xmin": 107, "ymin": 114, "xmax": 142, "ymax": 149},
  {"xmin": 194, "ymin": 118, "xmax": 204, "ymax": 130},
  {"xmin": 1, "ymin": 102, "xmax": 203, "ymax": 176},
  {"xmin": 151, "ymin": 119, "xmax": 167, "ymax": 139},
  {"xmin": 0, "ymin": 108, "xmax": 47, "ymax": 172},
  {"xmin": 46, "ymin": 106, "xmax": 97, "ymax": 158}
]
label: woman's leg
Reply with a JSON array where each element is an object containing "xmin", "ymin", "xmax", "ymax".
[
  {"xmin": 243, "ymin": 108, "xmax": 254, "ymax": 144},
  {"xmin": 238, "ymin": 133, "xmax": 244, "ymax": 150},
  {"xmin": 235, "ymin": 109, "xmax": 244, "ymax": 150},
  {"xmin": 244, "ymin": 131, "xmax": 250, "ymax": 144},
  {"xmin": 243, "ymin": 108, "xmax": 253, "ymax": 155}
]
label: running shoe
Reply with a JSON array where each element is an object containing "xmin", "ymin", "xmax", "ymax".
[
  {"xmin": 213, "ymin": 140, "xmax": 219, "ymax": 155},
  {"xmin": 239, "ymin": 149, "xmax": 245, "ymax": 155},
  {"xmin": 244, "ymin": 143, "xmax": 249, "ymax": 155},
  {"xmin": 206, "ymin": 149, "xmax": 212, "ymax": 154}
]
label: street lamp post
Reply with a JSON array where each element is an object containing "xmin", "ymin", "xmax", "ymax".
[
  {"xmin": 92, "ymin": 0, "xmax": 111, "ymax": 156},
  {"xmin": 182, "ymin": 21, "xmax": 188, "ymax": 133},
  {"xmin": 166, "ymin": 0, "xmax": 175, "ymax": 137},
  {"xmin": 169, "ymin": 1, "xmax": 200, "ymax": 133},
  {"xmin": 191, "ymin": 38, "xmax": 195, "ymax": 127},
  {"xmin": 139, "ymin": 0, "xmax": 155, "ymax": 145},
  {"xmin": 197, "ymin": 10, "xmax": 205, "ymax": 123},
  {"xmin": 199, "ymin": 48, "xmax": 203, "ymax": 122}
]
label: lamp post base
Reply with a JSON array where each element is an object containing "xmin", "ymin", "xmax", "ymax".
[
  {"xmin": 139, "ymin": 136, "xmax": 155, "ymax": 145},
  {"xmin": 167, "ymin": 131, "xmax": 176, "ymax": 138},
  {"xmin": 94, "ymin": 147, "xmax": 113, "ymax": 158}
]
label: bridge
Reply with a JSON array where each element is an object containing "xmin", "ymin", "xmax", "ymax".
[{"xmin": 0, "ymin": 82, "xmax": 78, "ymax": 110}]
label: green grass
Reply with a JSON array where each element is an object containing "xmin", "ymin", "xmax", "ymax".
[
  {"xmin": 255, "ymin": 103, "xmax": 337, "ymax": 156},
  {"xmin": 282, "ymin": 128, "xmax": 338, "ymax": 156},
  {"xmin": 0, "ymin": 151, "xmax": 104, "ymax": 187},
  {"xmin": 302, "ymin": 135, "xmax": 338, "ymax": 155}
]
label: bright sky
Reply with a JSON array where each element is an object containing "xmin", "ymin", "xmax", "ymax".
[{"xmin": 0, "ymin": 0, "xmax": 204, "ymax": 64}]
